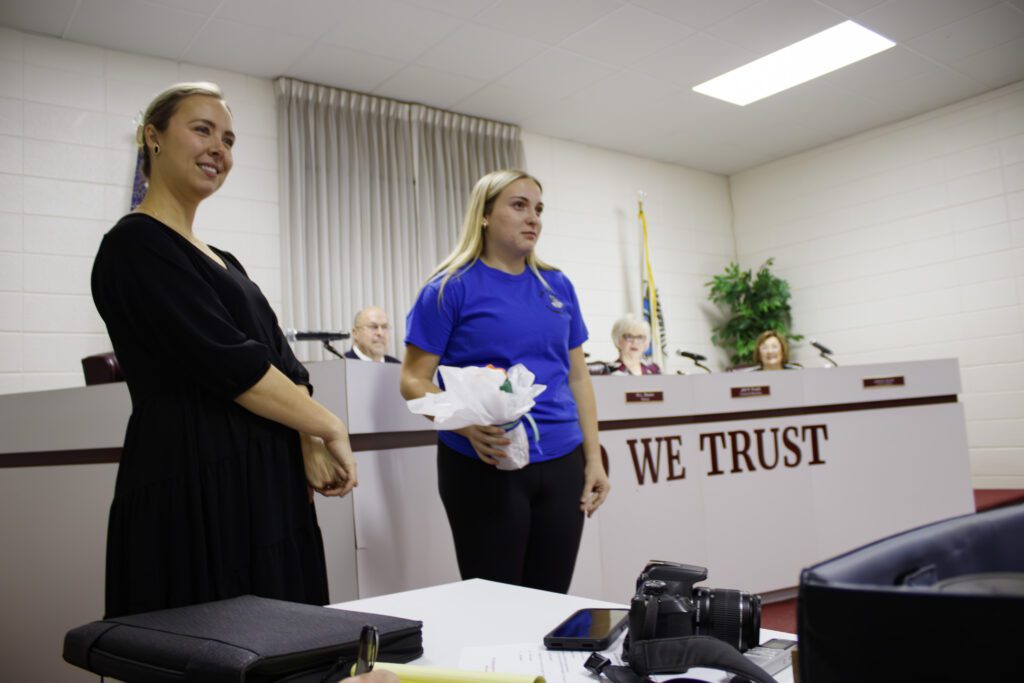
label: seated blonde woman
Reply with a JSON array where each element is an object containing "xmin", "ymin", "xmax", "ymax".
[
  {"xmin": 610, "ymin": 314, "xmax": 661, "ymax": 376},
  {"xmin": 752, "ymin": 330, "xmax": 791, "ymax": 370}
]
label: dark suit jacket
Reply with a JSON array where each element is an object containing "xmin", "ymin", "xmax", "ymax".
[{"xmin": 343, "ymin": 348, "xmax": 400, "ymax": 364}]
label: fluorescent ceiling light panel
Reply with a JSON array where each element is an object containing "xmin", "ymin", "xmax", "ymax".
[{"xmin": 693, "ymin": 20, "xmax": 896, "ymax": 106}]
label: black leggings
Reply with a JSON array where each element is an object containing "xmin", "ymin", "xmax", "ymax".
[{"xmin": 437, "ymin": 441, "xmax": 586, "ymax": 594}]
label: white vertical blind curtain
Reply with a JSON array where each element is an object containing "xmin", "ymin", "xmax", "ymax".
[
  {"xmin": 414, "ymin": 107, "xmax": 527, "ymax": 278},
  {"xmin": 276, "ymin": 77, "xmax": 525, "ymax": 360}
]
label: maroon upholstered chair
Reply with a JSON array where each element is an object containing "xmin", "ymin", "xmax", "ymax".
[{"xmin": 81, "ymin": 352, "xmax": 124, "ymax": 385}]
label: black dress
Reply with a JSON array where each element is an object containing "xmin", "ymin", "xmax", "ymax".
[{"xmin": 92, "ymin": 213, "xmax": 329, "ymax": 618}]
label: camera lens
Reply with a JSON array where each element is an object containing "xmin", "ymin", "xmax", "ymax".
[{"xmin": 693, "ymin": 588, "xmax": 762, "ymax": 652}]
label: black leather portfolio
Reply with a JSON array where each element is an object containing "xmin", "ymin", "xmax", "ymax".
[{"xmin": 63, "ymin": 594, "xmax": 424, "ymax": 682}]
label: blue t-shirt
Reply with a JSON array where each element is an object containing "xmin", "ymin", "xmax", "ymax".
[{"xmin": 405, "ymin": 260, "xmax": 589, "ymax": 463}]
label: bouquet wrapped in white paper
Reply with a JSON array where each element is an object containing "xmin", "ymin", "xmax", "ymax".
[{"xmin": 407, "ymin": 364, "xmax": 546, "ymax": 470}]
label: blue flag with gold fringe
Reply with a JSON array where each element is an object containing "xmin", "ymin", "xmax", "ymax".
[
  {"xmin": 130, "ymin": 147, "xmax": 147, "ymax": 210},
  {"xmin": 639, "ymin": 195, "xmax": 666, "ymax": 368}
]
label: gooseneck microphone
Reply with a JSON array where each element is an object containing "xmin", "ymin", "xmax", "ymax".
[
  {"xmin": 284, "ymin": 329, "xmax": 350, "ymax": 342},
  {"xmin": 809, "ymin": 339, "xmax": 833, "ymax": 356},
  {"xmin": 283, "ymin": 329, "xmax": 350, "ymax": 361},
  {"xmin": 809, "ymin": 338, "xmax": 838, "ymax": 367},
  {"xmin": 676, "ymin": 349, "xmax": 711, "ymax": 373}
]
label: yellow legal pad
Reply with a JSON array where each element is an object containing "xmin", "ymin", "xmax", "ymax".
[{"xmin": 373, "ymin": 661, "xmax": 545, "ymax": 683}]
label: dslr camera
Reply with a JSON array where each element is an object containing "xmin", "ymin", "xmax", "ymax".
[{"xmin": 627, "ymin": 560, "xmax": 762, "ymax": 653}]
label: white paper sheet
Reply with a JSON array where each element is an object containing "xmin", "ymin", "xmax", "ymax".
[
  {"xmin": 457, "ymin": 641, "xmax": 748, "ymax": 683},
  {"xmin": 458, "ymin": 642, "xmax": 624, "ymax": 683}
]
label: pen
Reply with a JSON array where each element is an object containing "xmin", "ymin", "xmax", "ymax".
[{"xmin": 354, "ymin": 624, "xmax": 379, "ymax": 675}]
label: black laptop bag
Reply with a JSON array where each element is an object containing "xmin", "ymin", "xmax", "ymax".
[{"xmin": 63, "ymin": 595, "xmax": 424, "ymax": 682}]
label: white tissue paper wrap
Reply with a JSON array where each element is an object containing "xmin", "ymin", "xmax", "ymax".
[{"xmin": 406, "ymin": 364, "xmax": 546, "ymax": 470}]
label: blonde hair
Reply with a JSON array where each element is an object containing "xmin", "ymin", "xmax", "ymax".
[
  {"xmin": 611, "ymin": 314, "xmax": 650, "ymax": 348},
  {"xmin": 428, "ymin": 169, "xmax": 556, "ymax": 300},
  {"xmin": 752, "ymin": 330, "xmax": 789, "ymax": 366},
  {"xmin": 136, "ymin": 82, "xmax": 226, "ymax": 178}
]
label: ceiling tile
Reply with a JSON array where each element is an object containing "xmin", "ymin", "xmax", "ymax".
[
  {"xmin": 658, "ymin": 130, "xmax": 772, "ymax": 175},
  {"xmin": 576, "ymin": 122, "xmax": 678, "ymax": 161},
  {"xmin": 373, "ymin": 64, "xmax": 484, "ymax": 109},
  {"xmin": 737, "ymin": 77, "xmax": 853, "ymax": 122},
  {"xmin": 627, "ymin": 31, "xmax": 758, "ymax": 89},
  {"xmin": 497, "ymin": 48, "xmax": 614, "ymax": 100},
  {"xmin": 597, "ymin": 97, "xmax": 702, "ymax": 140},
  {"xmin": 184, "ymin": 19, "xmax": 310, "ymax": 78},
  {"xmin": 147, "ymin": 0, "xmax": 223, "ymax": 14},
  {"xmin": 748, "ymin": 78, "xmax": 909, "ymax": 144},
  {"xmin": 704, "ymin": 0, "xmax": 846, "ymax": 54},
  {"xmin": 631, "ymin": 0, "xmax": 759, "ymax": 30},
  {"xmin": 319, "ymin": 0, "xmax": 460, "ymax": 61},
  {"xmin": 648, "ymin": 88, "xmax": 756, "ymax": 134},
  {"xmin": 455, "ymin": 80, "xmax": 552, "ymax": 123},
  {"xmin": 821, "ymin": 46, "xmax": 936, "ymax": 95},
  {"xmin": 908, "ymin": 3, "xmax": 1024, "ymax": 62},
  {"xmin": 397, "ymin": 0, "xmax": 497, "ymax": 19},
  {"xmin": 816, "ymin": 100, "xmax": 922, "ymax": 143},
  {"xmin": 953, "ymin": 34, "xmax": 1024, "ymax": 88},
  {"xmin": 416, "ymin": 23, "xmax": 546, "ymax": 80},
  {"xmin": 858, "ymin": 0, "xmax": 1002, "ymax": 42},
  {"xmin": 738, "ymin": 118, "xmax": 845, "ymax": 160},
  {"xmin": 0, "ymin": 0, "xmax": 77, "ymax": 38},
  {"xmin": 814, "ymin": 0, "xmax": 888, "ymax": 17},
  {"xmin": 518, "ymin": 93, "xmax": 609, "ymax": 141},
  {"xmin": 518, "ymin": 68, "xmax": 685, "ymax": 146},
  {"xmin": 552, "ymin": 70, "xmax": 682, "ymax": 121},
  {"xmin": 473, "ymin": 0, "xmax": 623, "ymax": 45},
  {"xmin": 64, "ymin": 0, "xmax": 208, "ymax": 61},
  {"xmin": 2, "ymin": 0, "xmax": 1019, "ymax": 177},
  {"xmin": 559, "ymin": 4, "xmax": 695, "ymax": 68},
  {"xmin": 287, "ymin": 42, "xmax": 407, "ymax": 93},
  {"xmin": 856, "ymin": 64, "xmax": 992, "ymax": 115},
  {"xmin": 215, "ymin": 0, "xmax": 348, "ymax": 39}
]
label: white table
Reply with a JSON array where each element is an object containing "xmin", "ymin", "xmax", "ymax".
[{"xmin": 332, "ymin": 578, "xmax": 795, "ymax": 683}]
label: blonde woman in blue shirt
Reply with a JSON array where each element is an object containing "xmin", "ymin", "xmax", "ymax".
[{"xmin": 400, "ymin": 170, "xmax": 609, "ymax": 593}]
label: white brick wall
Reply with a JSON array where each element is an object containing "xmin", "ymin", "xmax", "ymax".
[
  {"xmin": 2, "ymin": 28, "xmax": 1020, "ymax": 486},
  {"xmin": 0, "ymin": 28, "xmax": 280, "ymax": 393},
  {"xmin": 521, "ymin": 133, "xmax": 735, "ymax": 375},
  {"xmin": 0, "ymin": 26, "xmax": 737, "ymax": 392},
  {"xmin": 731, "ymin": 80, "xmax": 1024, "ymax": 488}
]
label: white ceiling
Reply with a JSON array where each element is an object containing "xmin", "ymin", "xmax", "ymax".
[{"xmin": 3, "ymin": 0, "xmax": 1024, "ymax": 175}]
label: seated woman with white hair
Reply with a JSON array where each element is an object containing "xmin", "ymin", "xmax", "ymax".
[{"xmin": 609, "ymin": 314, "xmax": 661, "ymax": 376}]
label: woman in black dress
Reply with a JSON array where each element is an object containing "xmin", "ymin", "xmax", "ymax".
[{"xmin": 92, "ymin": 83, "xmax": 355, "ymax": 618}]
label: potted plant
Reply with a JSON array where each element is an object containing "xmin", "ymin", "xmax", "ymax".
[{"xmin": 706, "ymin": 258, "xmax": 802, "ymax": 366}]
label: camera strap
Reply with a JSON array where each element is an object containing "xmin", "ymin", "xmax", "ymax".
[{"xmin": 586, "ymin": 635, "xmax": 777, "ymax": 683}]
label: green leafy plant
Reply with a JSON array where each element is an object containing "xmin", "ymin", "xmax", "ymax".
[{"xmin": 706, "ymin": 258, "xmax": 802, "ymax": 365}]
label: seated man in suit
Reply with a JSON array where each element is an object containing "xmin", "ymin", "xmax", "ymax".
[{"xmin": 345, "ymin": 306, "xmax": 400, "ymax": 363}]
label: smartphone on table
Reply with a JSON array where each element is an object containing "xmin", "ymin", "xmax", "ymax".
[{"xmin": 543, "ymin": 607, "xmax": 629, "ymax": 651}]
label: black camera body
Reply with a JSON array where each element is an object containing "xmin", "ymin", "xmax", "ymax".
[{"xmin": 627, "ymin": 560, "xmax": 762, "ymax": 653}]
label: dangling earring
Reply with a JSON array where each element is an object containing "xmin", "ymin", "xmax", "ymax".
[
  {"xmin": 153, "ymin": 144, "xmax": 160, "ymax": 156},
  {"xmin": 482, "ymin": 221, "xmax": 488, "ymax": 229}
]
